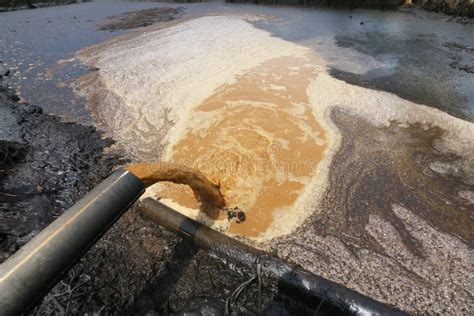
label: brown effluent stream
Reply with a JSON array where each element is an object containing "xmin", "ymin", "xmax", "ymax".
[
  {"xmin": 126, "ymin": 162, "xmax": 226, "ymax": 219},
  {"xmin": 157, "ymin": 55, "xmax": 327, "ymax": 237}
]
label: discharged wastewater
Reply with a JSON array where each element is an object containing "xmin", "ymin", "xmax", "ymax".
[{"xmin": 158, "ymin": 56, "xmax": 326, "ymax": 237}]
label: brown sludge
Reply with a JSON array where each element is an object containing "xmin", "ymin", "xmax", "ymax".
[{"xmin": 126, "ymin": 162, "xmax": 226, "ymax": 218}]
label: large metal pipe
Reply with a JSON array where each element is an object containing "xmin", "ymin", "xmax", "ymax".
[
  {"xmin": 140, "ymin": 198, "xmax": 406, "ymax": 316},
  {"xmin": 0, "ymin": 169, "xmax": 145, "ymax": 315}
]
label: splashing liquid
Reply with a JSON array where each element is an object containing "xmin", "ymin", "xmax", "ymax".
[{"xmin": 158, "ymin": 55, "xmax": 327, "ymax": 237}]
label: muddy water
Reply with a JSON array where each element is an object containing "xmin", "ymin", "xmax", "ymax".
[{"xmin": 158, "ymin": 55, "xmax": 326, "ymax": 236}]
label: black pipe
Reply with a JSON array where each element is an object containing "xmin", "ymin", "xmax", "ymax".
[
  {"xmin": 0, "ymin": 169, "xmax": 145, "ymax": 315},
  {"xmin": 139, "ymin": 198, "xmax": 406, "ymax": 316}
]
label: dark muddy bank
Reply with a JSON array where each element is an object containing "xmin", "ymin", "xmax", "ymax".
[{"xmin": 0, "ymin": 86, "xmax": 348, "ymax": 314}]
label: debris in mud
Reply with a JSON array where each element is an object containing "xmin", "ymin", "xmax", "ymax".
[
  {"xmin": 225, "ymin": 206, "xmax": 246, "ymax": 223},
  {"xmin": 458, "ymin": 189, "xmax": 474, "ymax": 204},
  {"xmin": 444, "ymin": 42, "xmax": 474, "ymax": 73},
  {"xmin": 98, "ymin": 7, "xmax": 185, "ymax": 31},
  {"xmin": 419, "ymin": 0, "xmax": 474, "ymax": 18}
]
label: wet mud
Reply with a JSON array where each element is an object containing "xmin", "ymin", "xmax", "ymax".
[
  {"xmin": 315, "ymin": 109, "xmax": 471, "ymax": 251},
  {"xmin": 125, "ymin": 237, "xmax": 338, "ymax": 315},
  {"xmin": 270, "ymin": 109, "xmax": 474, "ymax": 314},
  {"xmin": 36, "ymin": 210, "xmax": 327, "ymax": 315}
]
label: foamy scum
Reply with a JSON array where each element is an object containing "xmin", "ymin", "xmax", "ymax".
[{"xmin": 76, "ymin": 15, "xmax": 474, "ymax": 241}]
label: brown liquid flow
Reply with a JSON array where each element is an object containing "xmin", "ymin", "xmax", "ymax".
[
  {"xmin": 159, "ymin": 55, "xmax": 327, "ymax": 237},
  {"xmin": 126, "ymin": 162, "xmax": 226, "ymax": 218}
]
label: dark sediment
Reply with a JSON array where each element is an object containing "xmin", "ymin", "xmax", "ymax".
[
  {"xmin": 226, "ymin": 0, "xmax": 474, "ymax": 17},
  {"xmin": 315, "ymin": 110, "xmax": 472, "ymax": 252}
]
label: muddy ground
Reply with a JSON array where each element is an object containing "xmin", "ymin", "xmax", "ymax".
[{"xmin": 0, "ymin": 85, "xmax": 350, "ymax": 314}]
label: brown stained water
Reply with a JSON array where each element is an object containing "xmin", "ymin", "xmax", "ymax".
[{"xmin": 158, "ymin": 55, "xmax": 327, "ymax": 237}]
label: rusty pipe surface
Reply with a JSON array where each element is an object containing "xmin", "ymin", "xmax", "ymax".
[
  {"xmin": 0, "ymin": 169, "xmax": 145, "ymax": 315},
  {"xmin": 139, "ymin": 198, "xmax": 406, "ymax": 316}
]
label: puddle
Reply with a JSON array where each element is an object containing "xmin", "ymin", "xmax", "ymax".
[{"xmin": 157, "ymin": 55, "xmax": 326, "ymax": 237}]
